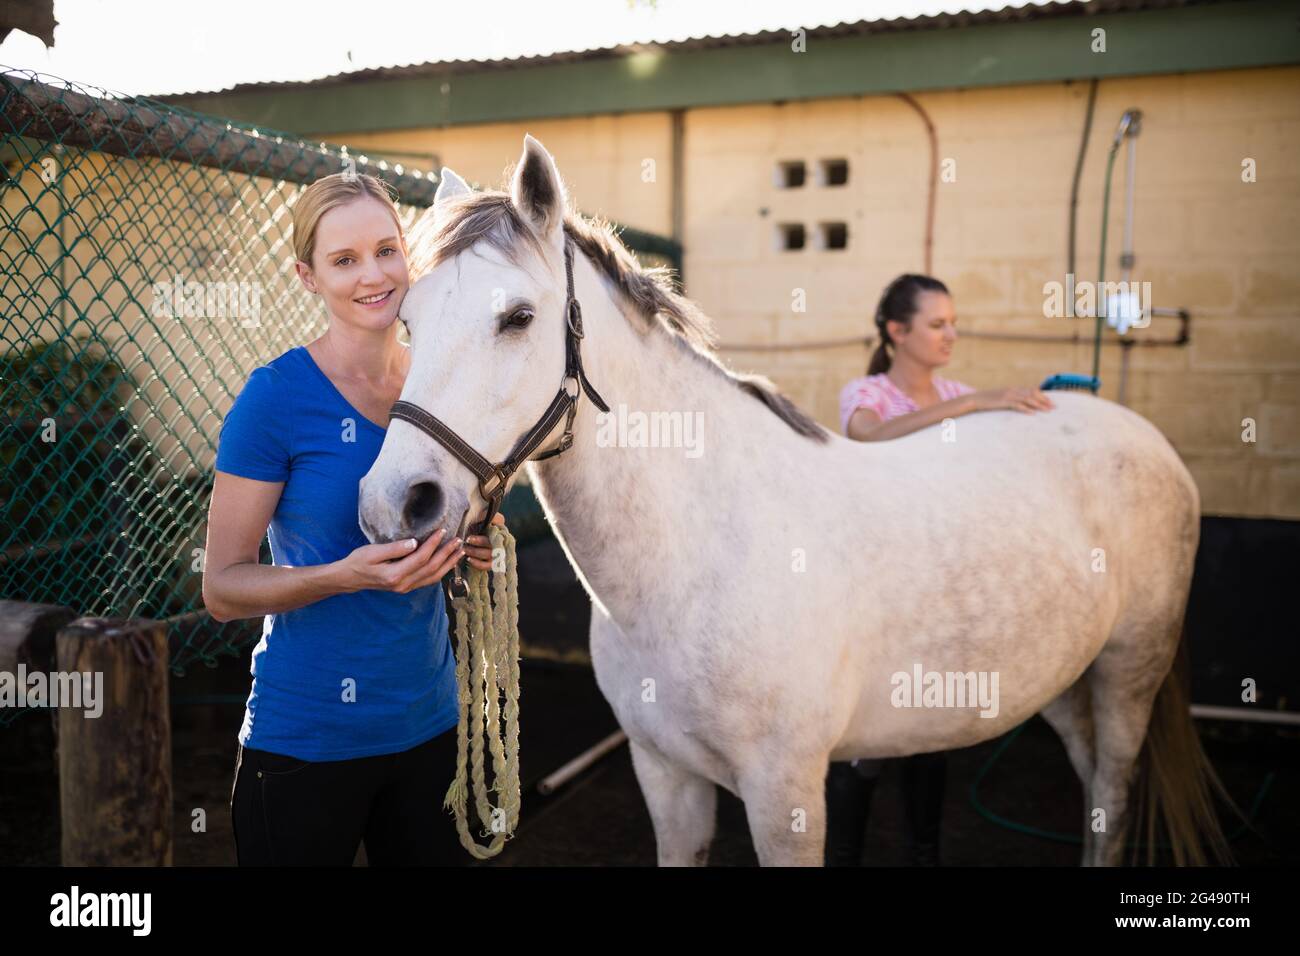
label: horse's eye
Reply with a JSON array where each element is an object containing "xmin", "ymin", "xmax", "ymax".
[{"xmin": 504, "ymin": 308, "xmax": 533, "ymax": 329}]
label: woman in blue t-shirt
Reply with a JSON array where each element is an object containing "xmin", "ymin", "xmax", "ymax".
[{"xmin": 204, "ymin": 172, "xmax": 506, "ymax": 866}]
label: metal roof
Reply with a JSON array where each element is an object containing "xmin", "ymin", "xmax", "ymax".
[{"xmin": 159, "ymin": 0, "xmax": 1237, "ymax": 100}]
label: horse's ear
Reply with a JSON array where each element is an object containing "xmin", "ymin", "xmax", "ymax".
[
  {"xmin": 435, "ymin": 167, "xmax": 470, "ymax": 204},
  {"xmin": 510, "ymin": 134, "xmax": 566, "ymax": 245},
  {"xmin": 431, "ymin": 168, "xmax": 471, "ymax": 230}
]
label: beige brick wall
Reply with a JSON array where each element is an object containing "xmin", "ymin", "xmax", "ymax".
[
  {"xmin": 328, "ymin": 66, "xmax": 1299, "ymax": 519},
  {"xmin": 323, "ymin": 112, "xmax": 674, "ymax": 237}
]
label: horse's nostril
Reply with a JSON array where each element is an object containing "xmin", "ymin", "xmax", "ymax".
[{"xmin": 402, "ymin": 480, "xmax": 443, "ymax": 530}]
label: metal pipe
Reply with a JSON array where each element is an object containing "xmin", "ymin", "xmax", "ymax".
[
  {"xmin": 1067, "ymin": 78, "xmax": 1100, "ymax": 281},
  {"xmin": 895, "ymin": 92, "xmax": 938, "ymax": 275},
  {"xmin": 1093, "ymin": 109, "xmax": 1142, "ymax": 382},
  {"xmin": 1120, "ymin": 112, "xmax": 1141, "ymax": 287},
  {"xmin": 717, "ymin": 310, "xmax": 1190, "ymax": 353},
  {"xmin": 536, "ymin": 729, "xmax": 627, "ymax": 795},
  {"xmin": 670, "ymin": 107, "xmax": 685, "ymax": 289},
  {"xmin": 1119, "ymin": 339, "xmax": 1132, "ymax": 406},
  {"xmin": 1191, "ymin": 704, "xmax": 1300, "ymax": 727},
  {"xmin": 1116, "ymin": 111, "xmax": 1141, "ymax": 405}
]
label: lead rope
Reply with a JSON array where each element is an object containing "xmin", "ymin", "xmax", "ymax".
[{"xmin": 442, "ymin": 522, "xmax": 522, "ymax": 859}]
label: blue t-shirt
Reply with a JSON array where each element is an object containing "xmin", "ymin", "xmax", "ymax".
[{"xmin": 213, "ymin": 345, "xmax": 459, "ymax": 761}]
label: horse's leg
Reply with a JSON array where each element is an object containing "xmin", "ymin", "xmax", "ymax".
[
  {"xmin": 628, "ymin": 738, "xmax": 717, "ymax": 866},
  {"xmin": 588, "ymin": 609, "xmax": 716, "ymax": 865},
  {"xmin": 1085, "ymin": 631, "xmax": 1176, "ymax": 867},
  {"xmin": 1039, "ymin": 676, "xmax": 1097, "ymax": 865},
  {"xmin": 736, "ymin": 752, "xmax": 830, "ymax": 866}
]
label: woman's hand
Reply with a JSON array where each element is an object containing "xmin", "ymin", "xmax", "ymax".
[
  {"xmin": 972, "ymin": 386, "xmax": 1055, "ymax": 414},
  {"xmin": 463, "ymin": 512, "xmax": 507, "ymax": 571},
  {"xmin": 333, "ymin": 529, "xmax": 465, "ymax": 594}
]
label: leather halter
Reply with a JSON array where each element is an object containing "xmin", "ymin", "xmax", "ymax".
[{"xmin": 388, "ymin": 235, "xmax": 609, "ymax": 596}]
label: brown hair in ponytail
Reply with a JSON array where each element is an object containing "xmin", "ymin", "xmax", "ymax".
[{"xmin": 868, "ymin": 273, "xmax": 950, "ymax": 374}]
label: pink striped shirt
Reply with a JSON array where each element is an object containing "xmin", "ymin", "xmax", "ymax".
[{"xmin": 839, "ymin": 373, "xmax": 976, "ymax": 434}]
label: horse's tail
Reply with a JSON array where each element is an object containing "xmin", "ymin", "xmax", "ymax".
[{"xmin": 1129, "ymin": 627, "xmax": 1241, "ymax": 865}]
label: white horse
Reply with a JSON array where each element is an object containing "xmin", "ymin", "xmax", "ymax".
[{"xmin": 359, "ymin": 135, "xmax": 1233, "ymax": 866}]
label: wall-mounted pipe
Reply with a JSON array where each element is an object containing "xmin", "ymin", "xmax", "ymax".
[
  {"xmin": 895, "ymin": 92, "xmax": 937, "ymax": 276},
  {"xmin": 1067, "ymin": 78, "xmax": 1100, "ymax": 280},
  {"xmin": 1116, "ymin": 110, "xmax": 1142, "ymax": 405},
  {"xmin": 717, "ymin": 308, "xmax": 1190, "ymax": 353},
  {"xmin": 1095, "ymin": 108, "xmax": 1143, "ymax": 385},
  {"xmin": 670, "ymin": 107, "xmax": 685, "ymax": 288}
]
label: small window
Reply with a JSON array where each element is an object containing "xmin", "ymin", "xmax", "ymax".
[
  {"xmin": 816, "ymin": 222, "xmax": 848, "ymax": 250},
  {"xmin": 775, "ymin": 161, "xmax": 806, "ymax": 189},
  {"xmin": 776, "ymin": 223, "xmax": 806, "ymax": 251},
  {"xmin": 818, "ymin": 158, "xmax": 849, "ymax": 186}
]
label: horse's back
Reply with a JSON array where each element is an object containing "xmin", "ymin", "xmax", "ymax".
[{"xmin": 831, "ymin": 391, "xmax": 1195, "ymax": 515}]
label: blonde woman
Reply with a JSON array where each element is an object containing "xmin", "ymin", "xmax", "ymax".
[
  {"xmin": 826, "ymin": 273, "xmax": 1054, "ymax": 866},
  {"xmin": 203, "ymin": 173, "xmax": 505, "ymax": 866}
]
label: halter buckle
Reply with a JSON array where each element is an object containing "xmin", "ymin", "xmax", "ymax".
[
  {"xmin": 566, "ymin": 298, "xmax": 584, "ymax": 338},
  {"xmin": 479, "ymin": 465, "xmax": 508, "ymax": 499}
]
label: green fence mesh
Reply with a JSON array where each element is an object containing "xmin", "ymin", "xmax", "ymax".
[
  {"xmin": 1, "ymin": 66, "xmax": 680, "ymax": 723},
  {"xmin": 0, "ymin": 65, "xmax": 444, "ymax": 700}
]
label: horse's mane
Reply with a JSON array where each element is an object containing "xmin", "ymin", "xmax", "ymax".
[{"xmin": 409, "ymin": 190, "xmax": 828, "ymax": 444}]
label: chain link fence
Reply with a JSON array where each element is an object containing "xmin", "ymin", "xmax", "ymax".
[{"xmin": 0, "ymin": 66, "xmax": 443, "ymax": 700}]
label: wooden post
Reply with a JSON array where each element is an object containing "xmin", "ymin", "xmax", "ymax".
[{"xmin": 56, "ymin": 616, "xmax": 172, "ymax": 866}]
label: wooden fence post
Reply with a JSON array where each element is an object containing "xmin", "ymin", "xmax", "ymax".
[{"xmin": 56, "ymin": 616, "xmax": 172, "ymax": 866}]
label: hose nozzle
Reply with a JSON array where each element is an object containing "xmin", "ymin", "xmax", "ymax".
[{"xmin": 1113, "ymin": 109, "xmax": 1143, "ymax": 146}]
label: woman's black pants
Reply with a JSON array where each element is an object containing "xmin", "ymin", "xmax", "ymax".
[
  {"xmin": 823, "ymin": 751, "xmax": 948, "ymax": 866},
  {"xmin": 230, "ymin": 727, "xmax": 469, "ymax": 866}
]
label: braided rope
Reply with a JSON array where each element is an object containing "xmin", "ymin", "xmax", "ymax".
[{"xmin": 442, "ymin": 523, "xmax": 522, "ymax": 859}]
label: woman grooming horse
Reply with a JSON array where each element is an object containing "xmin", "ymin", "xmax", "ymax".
[{"xmin": 826, "ymin": 273, "xmax": 1054, "ymax": 866}]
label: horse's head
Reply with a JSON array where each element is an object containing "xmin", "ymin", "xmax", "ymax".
[{"xmin": 358, "ymin": 135, "xmax": 581, "ymax": 544}]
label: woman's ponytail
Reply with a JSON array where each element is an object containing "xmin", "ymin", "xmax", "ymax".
[
  {"xmin": 868, "ymin": 273, "xmax": 951, "ymax": 375},
  {"xmin": 867, "ymin": 340, "xmax": 891, "ymax": 375}
]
